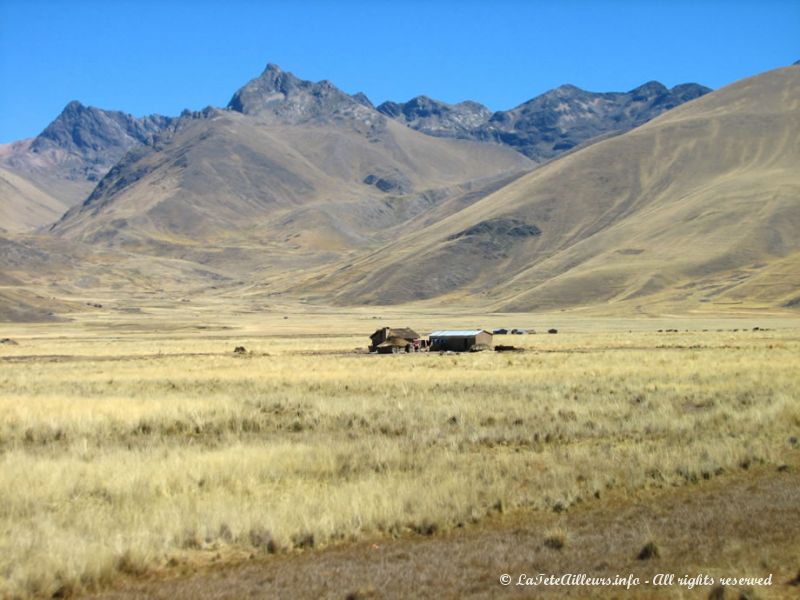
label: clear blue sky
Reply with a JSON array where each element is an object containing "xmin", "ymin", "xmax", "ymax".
[{"xmin": 1, "ymin": 0, "xmax": 797, "ymax": 142}]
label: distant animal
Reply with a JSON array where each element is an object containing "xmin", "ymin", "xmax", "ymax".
[
  {"xmin": 547, "ymin": 328, "xmax": 558, "ymax": 334},
  {"xmin": 233, "ymin": 346, "xmax": 247, "ymax": 354}
]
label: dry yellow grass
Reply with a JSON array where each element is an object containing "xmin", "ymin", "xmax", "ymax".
[{"xmin": 1, "ymin": 316, "xmax": 799, "ymax": 598}]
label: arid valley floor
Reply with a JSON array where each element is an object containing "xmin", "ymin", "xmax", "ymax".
[
  {"xmin": 2, "ymin": 7, "xmax": 799, "ymax": 599},
  {"xmin": 2, "ymin": 306, "xmax": 798, "ymax": 599}
]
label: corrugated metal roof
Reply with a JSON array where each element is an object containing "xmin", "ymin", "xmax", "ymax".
[{"xmin": 428, "ymin": 330, "xmax": 487, "ymax": 337}]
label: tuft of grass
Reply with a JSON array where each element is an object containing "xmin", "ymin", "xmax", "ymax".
[
  {"xmin": 637, "ymin": 541, "xmax": 660, "ymax": 561},
  {"xmin": 707, "ymin": 585, "xmax": 726, "ymax": 600},
  {"xmin": 543, "ymin": 527, "xmax": 567, "ymax": 550},
  {"xmin": 345, "ymin": 587, "xmax": 378, "ymax": 600}
]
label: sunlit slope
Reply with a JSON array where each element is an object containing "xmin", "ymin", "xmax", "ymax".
[
  {"xmin": 50, "ymin": 110, "xmax": 531, "ymax": 255},
  {"xmin": 304, "ymin": 66, "xmax": 799, "ymax": 313},
  {"xmin": 0, "ymin": 164, "xmax": 72, "ymax": 232}
]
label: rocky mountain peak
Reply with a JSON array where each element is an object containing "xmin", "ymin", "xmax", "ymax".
[
  {"xmin": 251, "ymin": 62, "xmax": 302, "ymax": 95},
  {"xmin": 226, "ymin": 63, "xmax": 383, "ymax": 131},
  {"xmin": 670, "ymin": 83, "xmax": 713, "ymax": 102},
  {"xmin": 550, "ymin": 84, "xmax": 583, "ymax": 95},
  {"xmin": 351, "ymin": 92, "xmax": 374, "ymax": 108},
  {"xmin": 61, "ymin": 99, "xmax": 87, "ymax": 114},
  {"xmin": 376, "ymin": 95, "xmax": 490, "ymax": 138},
  {"xmin": 377, "ymin": 78, "xmax": 711, "ymax": 157},
  {"xmin": 26, "ymin": 101, "xmax": 176, "ymax": 182},
  {"xmin": 32, "ymin": 101, "xmax": 174, "ymax": 154},
  {"xmin": 629, "ymin": 80, "xmax": 669, "ymax": 100}
]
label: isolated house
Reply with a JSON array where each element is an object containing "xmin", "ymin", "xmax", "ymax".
[
  {"xmin": 369, "ymin": 327, "xmax": 420, "ymax": 353},
  {"xmin": 428, "ymin": 329, "xmax": 493, "ymax": 352}
]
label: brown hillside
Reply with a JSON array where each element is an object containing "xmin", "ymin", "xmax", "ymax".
[
  {"xmin": 50, "ymin": 108, "xmax": 532, "ymax": 262},
  {"xmin": 298, "ymin": 66, "xmax": 799, "ymax": 314},
  {"xmin": 0, "ymin": 162, "xmax": 74, "ymax": 232}
]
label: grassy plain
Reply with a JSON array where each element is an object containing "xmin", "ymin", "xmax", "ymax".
[{"xmin": 1, "ymin": 309, "xmax": 799, "ymax": 598}]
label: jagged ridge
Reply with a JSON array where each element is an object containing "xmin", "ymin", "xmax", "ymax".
[{"xmin": 379, "ymin": 81, "xmax": 711, "ymax": 160}]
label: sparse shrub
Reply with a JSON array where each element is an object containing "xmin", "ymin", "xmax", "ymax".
[
  {"xmin": 544, "ymin": 527, "xmax": 566, "ymax": 550},
  {"xmin": 346, "ymin": 587, "xmax": 378, "ymax": 600},
  {"xmin": 738, "ymin": 587, "xmax": 761, "ymax": 600},
  {"xmin": 708, "ymin": 585, "xmax": 726, "ymax": 599},
  {"xmin": 411, "ymin": 520, "xmax": 438, "ymax": 536},
  {"xmin": 116, "ymin": 550, "xmax": 146, "ymax": 575},
  {"xmin": 292, "ymin": 532, "xmax": 315, "ymax": 549},
  {"xmin": 249, "ymin": 527, "xmax": 278, "ymax": 553},
  {"xmin": 637, "ymin": 541, "xmax": 660, "ymax": 560},
  {"xmin": 219, "ymin": 522, "xmax": 233, "ymax": 542},
  {"xmin": 181, "ymin": 528, "xmax": 202, "ymax": 549}
]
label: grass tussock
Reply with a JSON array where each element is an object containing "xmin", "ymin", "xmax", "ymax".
[
  {"xmin": 543, "ymin": 526, "xmax": 567, "ymax": 550},
  {"xmin": 637, "ymin": 541, "xmax": 660, "ymax": 561},
  {"xmin": 0, "ymin": 328, "xmax": 798, "ymax": 598}
]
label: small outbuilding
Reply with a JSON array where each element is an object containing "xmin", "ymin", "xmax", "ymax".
[
  {"xmin": 428, "ymin": 329, "xmax": 493, "ymax": 352},
  {"xmin": 369, "ymin": 327, "xmax": 421, "ymax": 353}
]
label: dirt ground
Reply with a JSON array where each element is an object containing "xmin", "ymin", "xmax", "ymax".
[{"xmin": 84, "ymin": 459, "xmax": 800, "ymax": 600}]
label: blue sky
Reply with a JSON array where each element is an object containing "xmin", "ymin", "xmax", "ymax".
[{"xmin": 1, "ymin": 0, "xmax": 797, "ymax": 142}]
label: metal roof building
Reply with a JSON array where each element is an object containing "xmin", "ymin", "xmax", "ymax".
[{"xmin": 428, "ymin": 329, "xmax": 492, "ymax": 352}]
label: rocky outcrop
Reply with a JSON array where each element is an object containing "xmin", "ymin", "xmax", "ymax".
[
  {"xmin": 227, "ymin": 63, "xmax": 385, "ymax": 134},
  {"xmin": 377, "ymin": 96, "xmax": 491, "ymax": 138},
  {"xmin": 28, "ymin": 101, "xmax": 177, "ymax": 182},
  {"xmin": 380, "ymin": 81, "xmax": 711, "ymax": 161}
]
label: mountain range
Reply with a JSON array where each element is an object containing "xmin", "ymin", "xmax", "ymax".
[
  {"xmin": 301, "ymin": 66, "xmax": 799, "ymax": 313},
  {"xmin": 0, "ymin": 103, "xmax": 181, "ymax": 232},
  {"xmin": 1, "ymin": 65, "xmax": 709, "ymax": 234},
  {"xmin": 377, "ymin": 81, "xmax": 710, "ymax": 160},
  {"xmin": 1, "ymin": 62, "xmax": 798, "ymax": 321}
]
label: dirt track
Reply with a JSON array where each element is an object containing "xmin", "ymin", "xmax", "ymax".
[{"xmin": 85, "ymin": 462, "xmax": 800, "ymax": 600}]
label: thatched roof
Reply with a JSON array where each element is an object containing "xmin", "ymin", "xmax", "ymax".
[
  {"xmin": 388, "ymin": 327, "xmax": 418, "ymax": 340},
  {"xmin": 370, "ymin": 327, "xmax": 419, "ymax": 341},
  {"xmin": 377, "ymin": 336, "xmax": 412, "ymax": 348}
]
